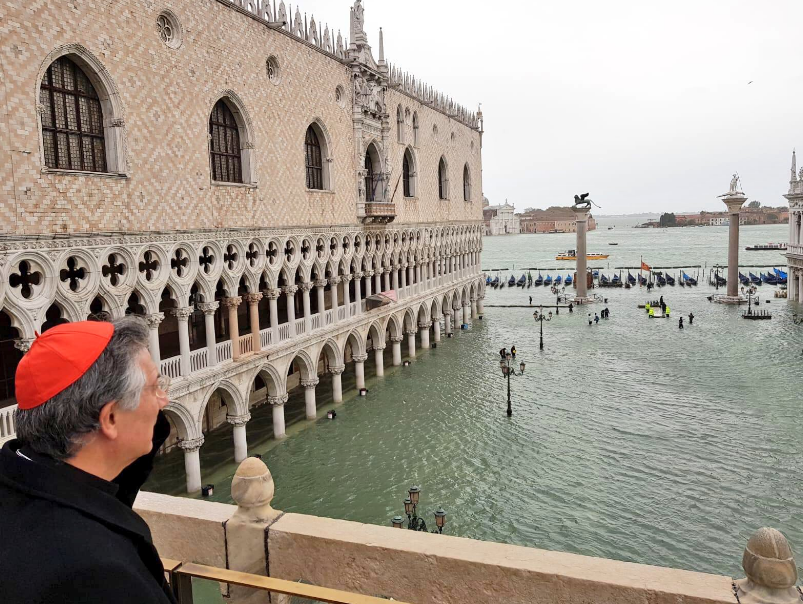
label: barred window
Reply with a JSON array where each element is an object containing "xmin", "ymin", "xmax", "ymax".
[
  {"xmin": 209, "ymin": 100, "xmax": 242, "ymax": 183},
  {"xmin": 40, "ymin": 57, "xmax": 106, "ymax": 172},
  {"xmin": 403, "ymin": 153, "xmax": 411, "ymax": 197},
  {"xmin": 305, "ymin": 126, "xmax": 323, "ymax": 190}
]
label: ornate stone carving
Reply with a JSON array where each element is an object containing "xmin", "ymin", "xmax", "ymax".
[
  {"xmin": 267, "ymin": 393, "xmax": 289, "ymax": 407},
  {"xmin": 178, "ymin": 437, "xmax": 205, "ymax": 452},
  {"xmin": 329, "ymin": 364, "xmax": 345, "ymax": 375},
  {"xmin": 222, "ymin": 296, "xmax": 242, "ymax": 308},
  {"xmin": 735, "ymin": 528, "xmax": 799, "ymax": 604},
  {"xmin": 14, "ymin": 339, "xmax": 33, "ymax": 354},
  {"xmin": 300, "ymin": 281, "xmax": 314, "ymax": 292},
  {"xmin": 352, "ymin": 353, "xmax": 368, "ymax": 363},
  {"xmin": 226, "ymin": 413, "xmax": 251, "ymax": 427},
  {"xmin": 301, "ymin": 378, "xmax": 320, "ymax": 390},
  {"xmin": 145, "ymin": 312, "xmax": 165, "ymax": 328},
  {"xmin": 244, "ymin": 292, "xmax": 263, "ymax": 305},
  {"xmin": 313, "ymin": 279, "xmax": 328, "ymax": 289},
  {"xmin": 329, "ymin": 276, "xmax": 341, "ymax": 286},
  {"xmin": 283, "ymin": 285, "xmax": 299, "ymax": 296},
  {"xmin": 172, "ymin": 306, "xmax": 193, "ymax": 321},
  {"xmin": 263, "ymin": 288, "xmax": 281, "ymax": 301},
  {"xmin": 390, "ymin": 335, "xmax": 404, "ymax": 343},
  {"xmin": 197, "ymin": 301, "xmax": 219, "ymax": 315}
]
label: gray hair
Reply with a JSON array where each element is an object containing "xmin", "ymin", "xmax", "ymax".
[{"xmin": 15, "ymin": 316, "xmax": 150, "ymax": 460}]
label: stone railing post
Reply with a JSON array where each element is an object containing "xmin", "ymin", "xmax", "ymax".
[
  {"xmin": 268, "ymin": 393, "xmax": 289, "ymax": 439},
  {"xmin": 735, "ymin": 528, "xmax": 800, "ymax": 604},
  {"xmin": 197, "ymin": 302, "xmax": 219, "ymax": 366},
  {"xmin": 145, "ymin": 312, "xmax": 165, "ymax": 365}
]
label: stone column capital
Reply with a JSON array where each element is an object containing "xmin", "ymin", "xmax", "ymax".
[
  {"xmin": 267, "ymin": 393, "xmax": 289, "ymax": 407},
  {"xmin": 300, "ymin": 281, "xmax": 314, "ymax": 293},
  {"xmin": 443, "ymin": 309, "xmax": 454, "ymax": 316},
  {"xmin": 329, "ymin": 276, "xmax": 342, "ymax": 285},
  {"xmin": 301, "ymin": 377, "xmax": 320, "ymax": 389},
  {"xmin": 418, "ymin": 322, "xmax": 430, "ymax": 330},
  {"xmin": 178, "ymin": 437, "xmax": 205, "ymax": 452},
  {"xmin": 197, "ymin": 301, "xmax": 220, "ymax": 315},
  {"xmin": 352, "ymin": 353, "xmax": 369, "ymax": 363},
  {"xmin": 364, "ymin": 269, "xmax": 375, "ymax": 277},
  {"xmin": 314, "ymin": 279, "xmax": 328, "ymax": 288},
  {"xmin": 172, "ymin": 306, "xmax": 193, "ymax": 321},
  {"xmin": 222, "ymin": 296, "xmax": 242, "ymax": 309},
  {"xmin": 390, "ymin": 336, "xmax": 404, "ymax": 343},
  {"xmin": 354, "ymin": 271, "xmax": 364, "ymax": 279},
  {"xmin": 145, "ymin": 312, "xmax": 165, "ymax": 328},
  {"xmin": 14, "ymin": 338, "xmax": 34, "ymax": 354},
  {"xmin": 329, "ymin": 365, "xmax": 345, "ymax": 375},
  {"xmin": 263, "ymin": 288, "xmax": 281, "ymax": 301},
  {"xmin": 372, "ymin": 344, "xmax": 386, "ymax": 352},
  {"xmin": 244, "ymin": 292, "xmax": 263, "ymax": 305},
  {"xmin": 342, "ymin": 274, "xmax": 353, "ymax": 282},
  {"xmin": 404, "ymin": 329, "xmax": 417, "ymax": 336},
  {"xmin": 283, "ymin": 285, "xmax": 299, "ymax": 296},
  {"xmin": 227, "ymin": 413, "xmax": 251, "ymax": 427}
]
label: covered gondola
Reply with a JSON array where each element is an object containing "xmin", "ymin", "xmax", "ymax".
[
  {"xmin": 665, "ymin": 273, "xmax": 675, "ymax": 286},
  {"xmin": 554, "ymin": 275, "xmax": 562, "ymax": 285},
  {"xmin": 491, "ymin": 276, "xmax": 500, "ymax": 288},
  {"xmin": 565, "ymin": 274, "xmax": 573, "ymax": 285},
  {"xmin": 749, "ymin": 272, "xmax": 762, "ymax": 285},
  {"xmin": 544, "ymin": 275, "xmax": 553, "ymax": 286},
  {"xmin": 535, "ymin": 273, "xmax": 544, "ymax": 286},
  {"xmin": 517, "ymin": 274, "xmax": 527, "ymax": 287},
  {"xmin": 508, "ymin": 275, "xmax": 516, "ymax": 286},
  {"xmin": 627, "ymin": 272, "xmax": 636, "ymax": 285}
]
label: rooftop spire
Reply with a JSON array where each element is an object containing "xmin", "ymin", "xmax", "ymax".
[
  {"xmin": 792, "ymin": 149, "xmax": 797, "ymax": 182},
  {"xmin": 378, "ymin": 27, "xmax": 385, "ymax": 65}
]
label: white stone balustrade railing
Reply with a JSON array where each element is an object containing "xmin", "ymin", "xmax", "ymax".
[
  {"xmin": 160, "ymin": 356, "xmax": 182, "ymax": 379},
  {"xmin": 294, "ymin": 317, "xmax": 306, "ymax": 335},
  {"xmin": 788, "ymin": 244, "xmax": 803, "ymax": 257},
  {"xmin": 311, "ymin": 314, "xmax": 322, "ymax": 331},
  {"xmin": 337, "ymin": 307, "xmax": 346, "ymax": 321},
  {"xmin": 278, "ymin": 323, "xmax": 291, "ymax": 342},
  {"xmin": 260, "ymin": 328, "xmax": 273, "ymax": 349},
  {"xmin": 216, "ymin": 340, "xmax": 233, "ymax": 363},
  {"xmin": 325, "ymin": 309, "xmax": 334, "ymax": 326},
  {"xmin": 189, "ymin": 349, "xmax": 208, "ymax": 373},
  {"xmin": 239, "ymin": 334, "xmax": 254, "ymax": 356},
  {"xmin": 348, "ymin": 301, "xmax": 358, "ymax": 316},
  {"xmin": 0, "ymin": 404, "xmax": 17, "ymax": 445}
]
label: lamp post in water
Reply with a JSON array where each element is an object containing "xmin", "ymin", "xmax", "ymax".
[
  {"xmin": 533, "ymin": 306, "xmax": 552, "ymax": 350},
  {"xmin": 390, "ymin": 486, "xmax": 447, "ymax": 533},
  {"xmin": 499, "ymin": 352, "xmax": 525, "ymax": 416}
]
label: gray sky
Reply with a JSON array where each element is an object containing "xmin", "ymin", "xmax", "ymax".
[{"xmin": 293, "ymin": 0, "xmax": 803, "ymax": 213}]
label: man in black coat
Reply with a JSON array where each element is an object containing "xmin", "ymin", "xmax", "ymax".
[{"xmin": 0, "ymin": 318, "xmax": 176, "ymax": 604}]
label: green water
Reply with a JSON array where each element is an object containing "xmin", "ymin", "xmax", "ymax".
[{"xmin": 146, "ymin": 224, "xmax": 803, "ymax": 578}]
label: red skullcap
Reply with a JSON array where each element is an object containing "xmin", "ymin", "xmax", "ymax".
[{"xmin": 15, "ymin": 321, "xmax": 115, "ymax": 410}]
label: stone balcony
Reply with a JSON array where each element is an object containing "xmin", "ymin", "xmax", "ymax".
[{"xmin": 363, "ymin": 202, "xmax": 396, "ymax": 224}]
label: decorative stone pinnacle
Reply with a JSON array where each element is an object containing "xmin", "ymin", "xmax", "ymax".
[
  {"xmin": 735, "ymin": 528, "xmax": 799, "ymax": 604},
  {"xmin": 301, "ymin": 378, "xmax": 320, "ymax": 389},
  {"xmin": 244, "ymin": 292, "xmax": 263, "ymax": 305},
  {"xmin": 178, "ymin": 437, "xmax": 204, "ymax": 452},
  {"xmin": 329, "ymin": 364, "xmax": 345, "ymax": 375},
  {"xmin": 145, "ymin": 312, "xmax": 165, "ymax": 328},
  {"xmin": 267, "ymin": 393, "xmax": 289, "ymax": 407},
  {"xmin": 222, "ymin": 296, "xmax": 242, "ymax": 308},
  {"xmin": 197, "ymin": 302, "xmax": 219, "ymax": 315},
  {"xmin": 226, "ymin": 413, "xmax": 251, "ymax": 427},
  {"xmin": 230, "ymin": 457, "xmax": 281, "ymax": 523},
  {"xmin": 352, "ymin": 353, "xmax": 368, "ymax": 363},
  {"xmin": 172, "ymin": 307, "xmax": 193, "ymax": 321}
]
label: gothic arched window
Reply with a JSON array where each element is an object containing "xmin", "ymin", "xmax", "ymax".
[
  {"xmin": 463, "ymin": 164, "xmax": 471, "ymax": 202},
  {"xmin": 40, "ymin": 56, "xmax": 106, "ymax": 172},
  {"xmin": 412, "ymin": 112, "xmax": 419, "ymax": 147},
  {"xmin": 396, "ymin": 105, "xmax": 404, "ymax": 144},
  {"xmin": 209, "ymin": 100, "xmax": 242, "ymax": 183},
  {"xmin": 438, "ymin": 157, "xmax": 449, "ymax": 200},
  {"xmin": 403, "ymin": 147, "xmax": 416, "ymax": 198},
  {"xmin": 305, "ymin": 125, "xmax": 323, "ymax": 190},
  {"xmin": 365, "ymin": 151, "xmax": 376, "ymax": 202}
]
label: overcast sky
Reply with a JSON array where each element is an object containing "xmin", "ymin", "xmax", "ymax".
[{"xmin": 295, "ymin": 0, "xmax": 803, "ymax": 214}]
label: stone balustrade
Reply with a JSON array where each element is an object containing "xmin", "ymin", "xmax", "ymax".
[
  {"xmin": 0, "ymin": 404, "xmax": 17, "ymax": 445},
  {"xmin": 135, "ymin": 456, "xmax": 801, "ymax": 604}
]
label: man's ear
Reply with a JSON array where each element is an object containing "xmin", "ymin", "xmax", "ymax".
[{"xmin": 98, "ymin": 401, "xmax": 119, "ymax": 440}]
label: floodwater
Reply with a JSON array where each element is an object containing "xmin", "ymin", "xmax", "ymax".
[{"xmin": 146, "ymin": 223, "xmax": 803, "ymax": 578}]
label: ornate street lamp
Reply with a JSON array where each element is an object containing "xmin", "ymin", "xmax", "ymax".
[
  {"xmin": 390, "ymin": 486, "xmax": 447, "ymax": 534},
  {"xmin": 499, "ymin": 352, "xmax": 525, "ymax": 416},
  {"xmin": 533, "ymin": 306, "xmax": 553, "ymax": 350}
]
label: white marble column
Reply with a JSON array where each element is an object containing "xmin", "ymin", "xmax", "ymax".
[
  {"xmin": 227, "ymin": 413, "xmax": 250, "ymax": 463},
  {"xmin": 416, "ymin": 263, "xmax": 422, "ymax": 285},
  {"xmin": 330, "ymin": 365, "xmax": 345, "ymax": 403},
  {"xmin": 244, "ymin": 293, "xmax": 263, "ymax": 352},
  {"xmin": 314, "ymin": 279, "xmax": 327, "ymax": 318},
  {"xmin": 223, "ymin": 297, "xmax": 242, "ymax": 360},
  {"xmin": 799, "ymin": 270, "xmax": 803, "ymax": 302},
  {"xmin": 392, "ymin": 267, "xmax": 399, "ymax": 292},
  {"xmin": 470, "ymin": 297, "xmax": 478, "ymax": 319},
  {"xmin": 375, "ymin": 270, "xmax": 383, "ymax": 294},
  {"xmin": 444, "ymin": 310, "xmax": 453, "ymax": 335},
  {"xmin": 172, "ymin": 307, "xmax": 193, "ymax": 376},
  {"xmin": 364, "ymin": 270, "xmax": 373, "ymax": 298},
  {"xmin": 477, "ymin": 295, "xmax": 485, "ymax": 316},
  {"xmin": 407, "ymin": 263, "xmax": 414, "ymax": 287},
  {"xmin": 197, "ymin": 302, "xmax": 219, "ymax": 367},
  {"xmin": 419, "ymin": 322, "xmax": 430, "ymax": 349},
  {"xmin": 330, "ymin": 276, "xmax": 340, "ymax": 318},
  {"xmin": 433, "ymin": 317, "xmax": 441, "ymax": 342},
  {"xmin": 284, "ymin": 285, "xmax": 298, "ymax": 337},
  {"xmin": 353, "ymin": 272, "xmax": 363, "ymax": 314},
  {"xmin": 390, "ymin": 336, "xmax": 403, "ymax": 366},
  {"xmin": 406, "ymin": 329, "xmax": 416, "ymax": 358},
  {"xmin": 724, "ymin": 196, "xmax": 746, "ymax": 299},
  {"xmin": 265, "ymin": 288, "xmax": 280, "ymax": 344},
  {"xmin": 342, "ymin": 274, "xmax": 352, "ymax": 318},
  {"xmin": 373, "ymin": 345, "xmax": 385, "ymax": 376},
  {"xmin": 145, "ymin": 312, "xmax": 164, "ymax": 365},
  {"xmin": 353, "ymin": 353, "xmax": 368, "ymax": 389},
  {"xmin": 301, "ymin": 282, "xmax": 313, "ymax": 332},
  {"xmin": 301, "ymin": 378, "xmax": 319, "ymax": 419},
  {"xmin": 401, "ymin": 264, "xmax": 408, "ymax": 289},
  {"xmin": 463, "ymin": 304, "xmax": 471, "ymax": 326},
  {"xmin": 268, "ymin": 393, "xmax": 289, "ymax": 439},
  {"xmin": 179, "ymin": 437, "xmax": 204, "ymax": 494}
]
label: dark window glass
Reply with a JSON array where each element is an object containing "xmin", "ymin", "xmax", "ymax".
[
  {"xmin": 305, "ymin": 126, "xmax": 323, "ymax": 190},
  {"xmin": 463, "ymin": 165, "xmax": 471, "ymax": 201},
  {"xmin": 365, "ymin": 152, "xmax": 375, "ymax": 202},
  {"xmin": 209, "ymin": 100, "xmax": 242, "ymax": 184},
  {"xmin": 40, "ymin": 57, "xmax": 106, "ymax": 172},
  {"xmin": 438, "ymin": 158, "xmax": 447, "ymax": 200},
  {"xmin": 403, "ymin": 152, "xmax": 411, "ymax": 197}
]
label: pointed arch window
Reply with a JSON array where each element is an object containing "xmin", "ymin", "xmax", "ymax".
[
  {"xmin": 403, "ymin": 147, "xmax": 416, "ymax": 198},
  {"xmin": 365, "ymin": 152, "xmax": 376, "ymax": 202},
  {"xmin": 40, "ymin": 57, "xmax": 106, "ymax": 172},
  {"xmin": 463, "ymin": 164, "xmax": 472, "ymax": 202},
  {"xmin": 305, "ymin": 126, "xmax": 324, "ymax": 190},
  {"xmin": 438, "ymin": 157, "xmax": 449, "ymax": 200},
  {"xmin": 396, "ymin": 105, "xmax": 404, "ymax": 144},
  {"xmin": 209, "ymin": 100, "xmax": 242, "ymax": 183}
]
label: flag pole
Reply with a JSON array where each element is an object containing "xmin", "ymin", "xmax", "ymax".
[{"xmin": 640, "ymin": 255, "xmax": 643, "ymax": 286}]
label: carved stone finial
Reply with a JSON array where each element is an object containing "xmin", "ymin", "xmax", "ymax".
[
  {"xmin": 735, "ymin": 528, "xmax": 799, "ymax": 604},
  {"xmin": 230, "ymin": 457, "xmax": 281, "ymax": 523}
]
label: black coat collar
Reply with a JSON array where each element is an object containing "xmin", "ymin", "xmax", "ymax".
[{"xmin": 0, "ymin": 440, "xmax": 154, "ymax": 545}]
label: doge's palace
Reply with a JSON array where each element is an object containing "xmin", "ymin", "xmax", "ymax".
[{"xmin": 0, "ymin": 0, "xmax": 485, "ymax": 491}]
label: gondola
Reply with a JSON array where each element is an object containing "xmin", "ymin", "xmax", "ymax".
[
  {"xmin": 491, "ymin": 276, "xmax": 500, "ymax": 288},
  {"xmin": 627, "ymin": 272, "xmax": 637, "ymax": 285},
  {"xmin": 544, "ymin": 275, "xmax": 553, "ymax": 286},
  {"xmin": 762, "ymin": 272, "xmax": 778, "ymax": 285},
  {"xmin": 554, "ymin": 275, "xmax": 562, "ymax": 285},
  {"xmin": 638, "ymin": 274, "xmax": 648, "ymax": 286},
  {"xmin": 600, "ymin": 274, "xmax": 610, "ymax": 286},
  {"xmin": 774, "ymin": 268, "xmax": 788, "ymax": 285},
  {"xmin": 508, "ymin": 275, "xmax": 516, "ymax": 287},
  {"xmin": 739, "ymin": 272, "xmax": 750, "ymax": 286},
  {"xmin": 534, "ymin": 273, "xmax": 544, "ymax": 286},
  {"xmin": 665, "ymin": 273, "xmax": 675, "ymax": 286},
  {"xmin": 656, "ymin": 275, "xmax": 666, "ymax": 287},
  {"xmin": 611, "ymin": 274, "xmax": 621, "ymax": 286},
  {"xmin": 714, "ymin": 274, "xmax": 726, "ymax": 286},
  {"xmin": 749, "ymin": 272, "xmax": 762, "ymax": 285},
  {"xmin": 565, "ymin": 274, "xmax": 573, "ymax": 285},
  {"xmin": 682, "ymin": 272, "xmax": 697, "ymax": 286},
  {"xmin": 517, "ymin": 274, "xmax": 527, "ymax": 287},
  {"xmin": 486, "ymin": 276, "xmax": 492, "ymax": 286}
]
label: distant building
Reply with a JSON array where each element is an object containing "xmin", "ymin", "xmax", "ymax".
[
  {"xmin": 518, "ymin": 207, "xmax": 596, "ymax": 234},
  {"xmin": 488, "ymin": 202, "xmax": 520, "ymax": 235},
  {"xmin": 784, "ymin": 151, "xmax": 803, "ymax": 302}
]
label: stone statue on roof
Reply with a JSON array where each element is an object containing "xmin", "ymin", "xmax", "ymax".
[{"xmin": 730, "ymin": 173, "xmax": 740, "ymax": 193}]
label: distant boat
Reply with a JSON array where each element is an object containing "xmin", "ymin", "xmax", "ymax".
[
  {"xmin": 665, "ymin": 273, "xmax": 675, "ymax": 286},
  {"xmin": 535, "ymin": 273, "xmax": 544, "ymax": 286},
  {"xmin": 627, "ymin": 272, "xmax": 636, "ymax": 285},
  {"xmin": 657, "ymin": 274, "xmax": 666, "ymax": 286},
  {"xmin": 517, "ymin": 274, "xmax": 527, "ymax": 287},
  {"xmin": 554, "ymin": 275, "xmax": 562, "ymax": 285},
  {"xmin": 544, "ymin": 275, "xmax": 553, "ymax": 286},
  {"xmin": 565, "ymin": 274, "xmax": 573, "ymax": 285},
  {"xmin": 683, "ymin": 272, "xmax": 698, "ymax": 286},
  {"xmin": 491, "ymin": 276, "xmax": 500, "ymax": 288},
  {"xmin": 556, "ymin": 249, "xmax": 609, "ymax": 260},
  {"xmin": 608, "ymin": 242, "xmax": 619, "ymax": 246},
  {"xmin": 600, "ymin": 274, "xmax": 610, "ymax": 285},
  {"xmin": 745, "ymin": 243, "xmax": 787, "ymax": 251},
  {"xmin": 749, "ymin": 272, "xmax": 762, "ymax": 285},
  {"xmin": 508, "ymin": 275, "xmax": 516, "ymax": 286},
  {"xmin": 638, "ymin": 274, "xmax": 647, "ymax": 285}
]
